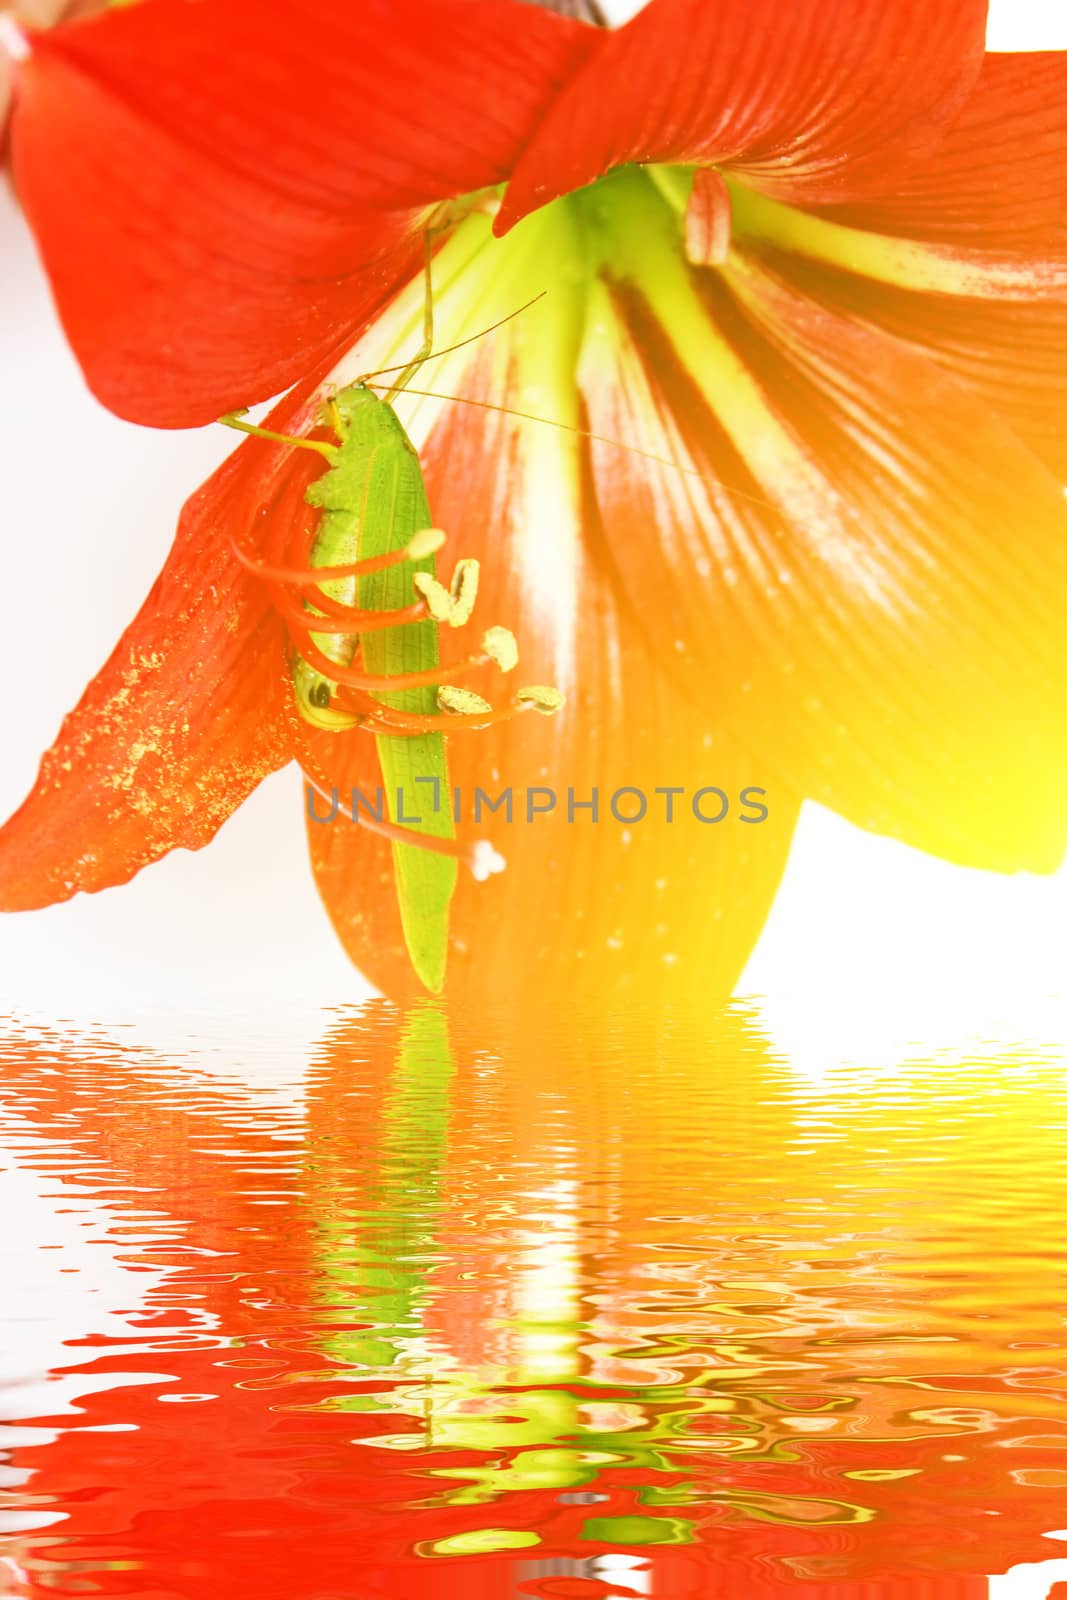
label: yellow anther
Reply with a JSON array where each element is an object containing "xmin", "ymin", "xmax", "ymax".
[
  {"xmin": 438, "ymin": 685, "xmax": 494, "ymax": 715},
  {"xmin": 482, "ymin": 626, "xmax": 518, "ymax": 673},
  {"xmin": 406, "ymin": 526, "xmax": 448, "ymax": 561},
  {"xmin": 516, "ymin": 685, "xmax": 565, "ymax": 715},
  {"xmin": 413, "ymin": 571, "xmax": 454, "ymax": 622},
  {"xmin": 448, "ymin": 558, "xmax": 480, "ymax": 627}
]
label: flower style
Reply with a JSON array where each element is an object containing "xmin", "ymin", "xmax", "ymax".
[{"xmin": 2, "ymin": 0, "xmax": 1067, "ymax": 1004}]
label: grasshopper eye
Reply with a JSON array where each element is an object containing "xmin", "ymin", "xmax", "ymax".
[{"xmin": 309, "ymin": 681, "xmax": 332, "ymax": 709}]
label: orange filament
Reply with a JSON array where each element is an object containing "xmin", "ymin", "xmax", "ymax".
[
  {"xmin": 231, "ymin": 534, "xmax": 433, "ymax": 588},
  {"xmin": 272, "ymin": 592, "xmax": 429, "ymax": 635},
  {"xmin": 244, "ymin": 517, "xmax": 533, "ymax": 724},
  {"xmin": 293, "ymin": 629, "xmax": 504, "ymax": 694},
  {"xmin": 362, "ymin": 698, "xmax": 544, "ymax": 736}
]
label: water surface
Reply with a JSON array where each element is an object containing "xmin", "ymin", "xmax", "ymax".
[{"xmin": 2, "ymin": 1002, "xmax": 1067, "ymax": 1598}]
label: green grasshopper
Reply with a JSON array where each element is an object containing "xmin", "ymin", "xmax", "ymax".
[{"xmin": 224, "ymin": 246, "xmax": 561, "ymax": 994}]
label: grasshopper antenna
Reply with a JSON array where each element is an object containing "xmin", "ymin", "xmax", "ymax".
[{"xmin": 363, "ymin": 248, "xmax": 546, "ymax": 396}]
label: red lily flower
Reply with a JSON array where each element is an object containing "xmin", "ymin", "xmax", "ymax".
[{"xmin": 2, "ymin": 0, "xmax": 1067, "ymax": 1004}]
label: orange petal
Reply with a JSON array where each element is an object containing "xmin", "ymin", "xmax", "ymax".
[
  {"xmin": 726, "ymin": 53, "xmax": 1067, "ymax": 484},
  {"xmin": 577, "ymin": 207, "xmax": 1067, "ymax": 873}
]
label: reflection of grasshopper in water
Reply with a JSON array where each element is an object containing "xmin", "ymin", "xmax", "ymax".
[{"xmin": 309, "ymin": 1003, "xmax": 456, "ymax": 1377}]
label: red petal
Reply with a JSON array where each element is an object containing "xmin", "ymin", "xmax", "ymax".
[
  {"xmin": 821, "ymin": 52, "xmax": 1067, "ymax": 254},
  {"xmin": 751, "ymin": 52, "xmax": 1067, "ymax": 483},
  {"xmin": 11, "ymin": 52, "xmax": 417, "ymax": 428},
  {"xmin": 0, "ymin": 395, "xmax": 326, "ymax": 910},
  {"xmin": 33, "ymin": 0, "xmax": 592, "ymax": 212},
  {"xmin": 752, "ymin": 249, "xmax": 1067, "ymax": 488},
  {"xmin": 583, "ymin": 245, "xmax": 1067, "ymax": 873},
  {"xmin": 499, "ymin": 0, "xmax": 987, "ymax": 227},
  {"xmin": 295, "ymin": 271, "xmax": 798, "ymax": 1007},
  {"xmin": 12, "ymin": 0, "xmax": 594, "ymax": 426}
]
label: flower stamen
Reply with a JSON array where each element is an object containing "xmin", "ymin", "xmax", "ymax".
[
  {"xmin": 295, "ymin": 628, "xmax": 518, "ymax": 694},
  {"xmin": 274, "ymin": 594, "xmax": 429, "ymax": 635},
  {"xmin": 231, "ymin": 527, "xmax": 446, "ymax": 588},
  {"xmin": 359, "ymin": 686, "xmax": 567, "ymax": 735},
  {"xmin": 412, "ymin": 557, "xmax": 481, "ymax": 628}
]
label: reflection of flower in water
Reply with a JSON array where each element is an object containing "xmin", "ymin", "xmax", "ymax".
[
  {"xmin": 1, "ymin": 1007, "xmax": 1067, "ymax": 1596},
  {"xmin": 301, "ymin": 1003, "xmax": 1067, "ymax": 1580}
]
